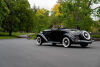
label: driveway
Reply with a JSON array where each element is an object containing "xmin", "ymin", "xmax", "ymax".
[{"xmin": 0, "ymin": 39, "xmax": 100, "ymax": 67}]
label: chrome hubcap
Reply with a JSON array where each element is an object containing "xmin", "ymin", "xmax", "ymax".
[
  {"xmin": 82, "ymin": 31, "xmax": 90, "ymax": 40},
  {"xmin": 64, "ymin": 40, "xmax": 68, "ymax": 44}
]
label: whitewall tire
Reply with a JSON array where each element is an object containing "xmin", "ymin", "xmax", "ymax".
[
  {"xmin": 82, "ymin": 31, "xmax": 90, "ymax": 40},
  {"xmin": 37, "ymin": 36, "xmax": 42, "ymax": 45},
  {"xmin": 62, "ymin": 37, "xmax": 71, "ymax": 47}
]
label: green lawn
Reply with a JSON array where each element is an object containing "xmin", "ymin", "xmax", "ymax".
[
  {"xmin": 29, "ymin": 33, "xmax": 37, "ymax": 39},
  {"xmin": 0, "ymin": 36, "xmax": 17, "ymax": 39},
  {"xmin": 0, "ymin": 32, "xmax": 28, "ymax": 39},
  {"xmin": 91, "ymin": 35, "xmax": 100, "ymax": 38}
]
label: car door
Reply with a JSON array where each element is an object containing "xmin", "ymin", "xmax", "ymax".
[
  {"xmin": 51, "ymin": 29, "xmax": 65, "ymax": 42},
  {"xmin": 43, "ymin": 31, "xmax": 52, "ymax": 41},
  {"xmin": 50, "ymin": 29, "xmax": 61, "ymax": 42}
]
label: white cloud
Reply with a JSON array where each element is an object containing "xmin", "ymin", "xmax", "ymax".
[{"xmin": 28, "ymin": 0, "xmax": 57, "ymax": 11}]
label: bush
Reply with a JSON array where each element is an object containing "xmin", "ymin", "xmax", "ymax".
[
  {"xmin": 91, "ymin": 34, "xmax": 100, "ymax": 38},
  {"xmin": 28, "ymin": 33, "xmax": 37, "ymax": 39}
]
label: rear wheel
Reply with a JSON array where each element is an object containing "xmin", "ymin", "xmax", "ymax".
[
  {"xmin": 80, "ymin": 43, "xmax": 88, "ymax": 48},
  {"xmin": 37, "ymin": 36, "xmax": 43, "ymax": 45},
  {"xmin": 62, "ymin": 37, "xmax": 71, "ymax": 47}
]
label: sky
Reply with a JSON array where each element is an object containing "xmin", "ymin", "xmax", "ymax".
[
  {"xmin": 28, "ymin": 0, "xmax": 100, "ymax": 10},
  {"xmin": 28, "ymin": 0, "xmax": 57, "ymax": 11}
]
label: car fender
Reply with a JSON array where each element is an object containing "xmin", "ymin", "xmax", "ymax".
[
  {"xmin": 63, "ymin": 33, "xmax": 75, "ymax": 42},
  {"xmin": 37, "ymin": 33, "xmax": 48, "ymax": 42}
]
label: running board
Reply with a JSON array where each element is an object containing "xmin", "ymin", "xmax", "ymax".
[{"xmin": 45, "ymin": 41, "xmax": 61, "ymax": 44}]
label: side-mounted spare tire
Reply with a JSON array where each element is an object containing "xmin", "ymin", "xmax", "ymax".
[{"xmin": 80, "ymin": 31, "xmax": 91, "ymax": 40}]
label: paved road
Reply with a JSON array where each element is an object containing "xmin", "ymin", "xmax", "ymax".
[{"xmin": 0, "ymin": 39, "xmax": 100, "ymax": 67}]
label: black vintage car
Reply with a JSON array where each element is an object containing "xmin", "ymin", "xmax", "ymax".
[{"xmin": 36, "ymin": 28, "xmax": 93, "ymax": 47}]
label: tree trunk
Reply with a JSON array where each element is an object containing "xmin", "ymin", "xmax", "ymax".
[
  {"xmin": 9, "ymin": 24, "xmax": 13, "ymax": 36},
  {"xmin": 74, "ymin": 1, "xmax": 80, "ymax": 29},
  {"xmin": 74, "ymin": 10, "xmax": 80, "ymax": 29},
  {"xmin": 9, "ymin": 30, "xmax": 12, "ymax": 36}
]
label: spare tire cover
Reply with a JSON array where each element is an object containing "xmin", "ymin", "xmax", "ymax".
[{"xmin": 81, "ymin": 31, "xmax": 90, "ymax": 40}]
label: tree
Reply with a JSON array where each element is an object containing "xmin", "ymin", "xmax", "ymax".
[
  {"xmin": 2, "ymin": 0, "xmax": 35, "ymax": 35},
  {"xmin": 0, "ymin": 0, "xmax": 9, "ymax": 26},
  {"xmin": 97, "ymin": 7, "xmax": 100, "ymax": 20},
  {"xmin": 52, "ymin": 0, "xmax": 100, "ymax": 31},
  {"xmin": 52, "ymin": 3, "xmax": 61, "ymax": 17},
  {"xmin": 2, "ymin": 0, "xmax": 20, "ymax": 35},
  {"xmin": 35, "ymin": 8, "xmax": 50, "ymax": 32},
  {"xmin": 51, "ymin": 3, "xmax": 63, "ymax": 27},
  {"xmin": 96, "ymin": 7, "xmax": 100, "ymax": 31}
]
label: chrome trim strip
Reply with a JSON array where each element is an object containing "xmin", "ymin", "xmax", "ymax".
[{"xmin": 41, "ymin": 34, "xmax": 48, "ymax": 41}]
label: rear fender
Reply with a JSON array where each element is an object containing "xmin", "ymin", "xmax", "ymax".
[{"xmin": 37, "ymin": 33, "xmax": 48, "ymax": 42}]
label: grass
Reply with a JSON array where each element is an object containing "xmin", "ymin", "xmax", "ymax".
[
  {"xmin": 0, "ymin": 32, "xmax": 28, "ymax": 39},
  {"xmin": 91, "ymin": 34, "xmax": 100, "ymax": 38},
  {"xmin": 0, "ymin": 36, "xmax": 17, "ymax": 39},
  {"xmin": 29, "ymin": 33, "xmax": 37, "ymax": 39}
]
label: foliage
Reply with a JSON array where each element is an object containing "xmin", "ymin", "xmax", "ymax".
[
  {"xmin": 52, "ymin": 3, "xmax": 61, "ymax": 16},
  {"xmin": 51, "ymin": 0, "xmax": 100, "ymax": 32},
  {"xmin": 58, "ymin": 0, "xmax": 91, "ymax": 30},
  {"xmin": 0, "ymin": 0, "xmax": 9, "ymax": 25},
  {"xmin": 2, "ymin": 0, "xmax": 35, "ymax": 35},
  {"xmin": 91, "ymin": 34, "xmax": 100, "ymax": 38},
  {"xmin": 0, "ymin": 0, "xmax": 100, "ymax": 38},
  {"xmin": 0, "ymin": 0, "xmax": 51, "ymax": 36},
  {"xmin": 35, "ymin": 8, "xmax": 51, "ymax": 32},
  {"xmin": 28, "ymin": 33, "xmax": 37, "ymax": 39}
]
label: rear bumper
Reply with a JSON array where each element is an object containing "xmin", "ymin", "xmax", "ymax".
[{"xmin": 74, "ymin": 40, "xmax": 94, "ymax": 44}]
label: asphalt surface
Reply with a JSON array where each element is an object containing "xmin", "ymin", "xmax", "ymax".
[{"xmin": 0, "ymin": 39, "xmax": 100, "ymax": 67}]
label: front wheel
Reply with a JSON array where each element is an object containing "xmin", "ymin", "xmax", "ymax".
[
  {"xmin": 62, "ymin": 37, "xmax": 71, "ymax": 47},
  {"xmin": 37, "ymin": 36, "xmax": 43, "ymax": 45},
  {"xmin": 80, "ymin": 43, "xmax": 88, "ymax": 48}
]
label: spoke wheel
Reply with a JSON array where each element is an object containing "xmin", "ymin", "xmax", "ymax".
[
  {"xmin": 37, "ymin": 36, "xmax": 42, "ymax": 45},
  {"xmin": 81, "ymin": 31, "xmax": 90, "ymax": 40},
  {"xmin": 62, "ymin": 37, "xmax": 71, "ymax": 47}
]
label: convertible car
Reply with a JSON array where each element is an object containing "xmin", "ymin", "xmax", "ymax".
[{"xmin": 36, "ymin": 28, "xmax": 93, "ymax": 47}]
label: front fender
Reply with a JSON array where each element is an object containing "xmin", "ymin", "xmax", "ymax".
[{"xmin": 63, "ymin": 33, "xmax": 75, "ymax": 42}]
